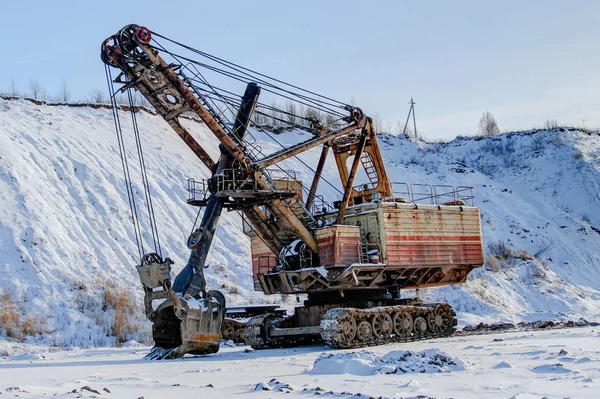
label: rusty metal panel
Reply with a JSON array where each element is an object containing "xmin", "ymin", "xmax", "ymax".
[
  {"xmin": 271, "ymin": 178, "xmax": 303, "ymax": 201},
  {"xmin": 251, "ymin": 236, "xmax": 276, "ymax": 290},
  {"xmin": 317, "ymin": 225, "xmax": 361, "ymax": 267},
  {"xmin": 382, "ymin": 203, "xmax": 484, "ymax": 267}
]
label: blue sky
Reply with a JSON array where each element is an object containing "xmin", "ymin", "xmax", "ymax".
[{"xmin": 2, "ymin": 0, "xmax": 598, "ymax": 139}]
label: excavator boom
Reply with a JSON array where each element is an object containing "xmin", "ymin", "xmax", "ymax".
[{"xmin": 100, "ymin": 24, "xmax": 366, "ymax": 357}]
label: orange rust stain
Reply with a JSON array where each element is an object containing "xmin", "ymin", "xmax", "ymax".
[{"xmin": 189, "ymin": 333, "xmax": 221, "ymax": 343}]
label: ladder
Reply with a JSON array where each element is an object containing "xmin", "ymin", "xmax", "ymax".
[
  {"xmin": 360, "ymin": 152, "xmax": 379, "ymax": 188},
  {"xmin": 359, "ymin": 243, "xmax": 369, "ymax": 263},
  {"xmin": 287, "ymin": 199, "xmax": 317, "ymax": 231}
]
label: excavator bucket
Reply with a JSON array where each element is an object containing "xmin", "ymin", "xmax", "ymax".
[
  {"xmin": 178, "ymin": 292, "xmax": 225, "ymax": 355},
  {"xmin": 136, "ymin": 254, "xmax": 225, "ymax": 360}
]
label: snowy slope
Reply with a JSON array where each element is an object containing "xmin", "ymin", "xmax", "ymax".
[
  {"xmin": 0, "ymin": 99, "xmax": 266, "ymax": 347},
  {"xmin": 375, "ymin": 131, "xmax": 600, "ymax": 324},
  {"xmin": 1, "ymin": 98, "xmax": 599, "ymax": 347}
]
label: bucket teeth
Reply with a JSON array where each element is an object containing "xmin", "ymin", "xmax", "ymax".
[{"xmin": 144, "ymin": 346, "xmax": 182, "ymax": 360}]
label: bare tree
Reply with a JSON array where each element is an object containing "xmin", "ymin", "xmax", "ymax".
[
  {"xmin": 269, "ymin": 101, "xmax": 286, "ymax": 126},
  {"xmin": 88, "ymin": 90, "xmax": 107, "ymax": 103},
  {"xmin": 132, "ymin": 91, "xmax": 151, "ymax": 108},
  {"xmin": 393, "ymin": 120, "xmax": 412, "ymax": 136},
  {"xmin": 9, "ymin": 78, "xmax": 18, "ymax": 96},
  {"xmin": 114, "ymin": 93, "xmax": 128, "ymax": 105},
  {"xmin": 252, "ymin": 105, "xmax": 266, "ymax": 125},
  {"xmin": 285, "ymin": 100, "xmax": 297, "ymax": 125},
  {"xmin": 543, "ymin": 119, "xmax": 560, "ymax": 130},
  {"xmin": 372, "ymin": 113, "xmax": 383, "ymax": 132},
  {"xmin": 58, "ymin": 81, "xmax": 71, "ymax": 103},
  {"xmin": 305, "ymin": 107, "xmax": 323, "ymax": 124},
  {"xmin": 325, "ymin": 113, "xmax": 339, "ymax": 129},
  {"xmin": 264, "ymin": 102, "xmax": 275, "ymax": 126},
  {"xmin": 478, "ymin": 110, "xmax": 499, "ymax": 136},
  {"xmin": 28, "ymin": 79, "xmax": 44, "ymax": 100}
]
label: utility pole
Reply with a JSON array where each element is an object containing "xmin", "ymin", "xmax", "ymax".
[{"xmin": 402, "ymin": 97, "xmax": 418, "ymax": 139}]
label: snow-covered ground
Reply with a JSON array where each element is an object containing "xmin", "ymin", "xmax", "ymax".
[
  {"xmin": 1, "ymin": 97, "xmax": 600, "ymax": 348},
  {"xmin": 1, "ymin": 326, "xmax": 598, "ymax": 398}
]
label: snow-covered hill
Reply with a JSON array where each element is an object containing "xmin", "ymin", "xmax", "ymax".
[
  {"xmin": 377, "ymin": 130, "xmax": 600, "ymax": 324},
  {"xmin": 1, "ymin": 98, "xmax": 599, "ymax": 347}
]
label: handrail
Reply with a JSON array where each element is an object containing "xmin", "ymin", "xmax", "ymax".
[
  {"xmin": 257, "ymin": 255, "xmax": 279, "ymax": 275},
  {"xmin": 375, "ymin": 181, "xmax": 475, "ymax": 206},
  {"xmin": 187, "ymin": 178, "xmax": 209, "ymax": 203},
  {"xmin": 410, "ymin": 183, "xmax": 435, "ymax": 204}
]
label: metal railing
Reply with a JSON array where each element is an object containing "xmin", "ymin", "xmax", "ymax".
[
  {"xmin": 186, "ymin": 168, "xmax": 301, "ymax": 203},
  {"xmin": 378, "ymin": 181, "xmax": 475, "ymax": 206},
  {"xmin": 382, "ymin": 181, "xmax": 410, "ymax": 203},
  {"xmin": 455, "ymin": 186, "xmax": 475, "ymax": 206},
  {"xmin": 214, "ymin": 168, "xmax": 256, "ymax": 192},
  {"xmin": 187, "ymin": 178, "xmax": 209, "ymax": 204},
  {"xmin": 311, "ymin": 194, "xmax": 336, "ymax": 216},
  {"xmin": 257, "ymin": 255, "xmax": 279, "ymax": 275},
  {"xmin": 352, "ymin": 181, "xmax": 379, "ymax": 193}
]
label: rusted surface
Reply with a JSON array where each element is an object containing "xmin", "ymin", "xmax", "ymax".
[
  {"xmin": 271, "ymin": 178, "xmax": 304, "ymax": 201},
  {"xmin": 165, "ymin": 118, "xmax": 215, "ymax": 170},
  {"xmin": 102, "ymin": 25, "xmax": 487, "ymax": 355},
  {"xmin": 110, "ymin": 29, "xmax": 321, "ymax": 260},
  {"xmin": 271, "ymin": 198, "xmax": 319, "ymax": 253},
  {"xmin": 259, "ymin": 264, "xmax": 476, "ymax": 294},
  {"xmin": 306, "ymin": 145, "xmax": 330, "ymax": 211},
  {"xmin": 159, "ymin": 66, "xmax": 249, "ymax": 168},
  {"xmin": 332, "ymin": 121, "xmax": 391, "ymax": 204},
  {"xmin": 365, "ymin": 124, "xmax": 391, "ymax": 197},
  {"xmin": 321, "ymin": 303, "xmax": 456, "ymax": 349},
  {"xmin": 336, "ymin": 128, "xmax": 369, "ymax": 223},
  {"xmin": 251, "ymin": 235, "xmax": 276, "ymax": 278},
  {"xmin": 253, "ymin": 123, "xmax": 361, "ymax": 169},
  {"xmin": 381, "ymin": 204, "xmax": 484, "ymax": 267},
  {"xmin": 244, "ymin": 206, "xmax": 284, "ymax": 254},
  {"xmin": 256, "ymin": 201, "xmax": 483, "ymax": 294},
  {"xmin": 189, "ymin": 333, "xmax": 221, "ymax": 343},
  {"xmin": 107, "ymin": 54, "xmax": 216, "ymax": 170},
  {"xmin": 317, "ymin": 225, "xmax": 361, "ymax": 267}
]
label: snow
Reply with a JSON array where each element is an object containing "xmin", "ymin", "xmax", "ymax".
[
  {"xmin": 0, "ymin": 97, "xmax": 600, "ymax": 348},
  {"xmin": 493, "ymin": 360, "xmax": 514, "ymax": 369},
  {"xmin": 1, "ymin": 326, "xmax": 599, "ymax": 398},
  {"xmin": 310, "ymin": 348, "xmax": 465, "ymax": 375},
  {"xmin": 6, "ymin": 352, "xmax": 44, "ymax": 361}
]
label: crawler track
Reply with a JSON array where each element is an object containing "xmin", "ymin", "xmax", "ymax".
[
  {"xmin": 245, "ymin": 303, "xmax": 457, "ymax": 350},
  {"xmin": 321, "ymin": 303, "xmax": 456, "ymax": 348},
  {"xmin": 222, "ymin": 318, "xmax": 247, "ymax": 344},
  {"xmin": 245, "ymin": 314, "xmax": 284, "ymax": 349}
]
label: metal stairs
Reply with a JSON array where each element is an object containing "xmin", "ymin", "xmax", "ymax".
[
  {"xmin": 360, "ymin": 152, "xmax": 379, "ymax": 188},
  {"xmin": 287, "ymin": 199, "xmax": 317, "ymax": 231}
]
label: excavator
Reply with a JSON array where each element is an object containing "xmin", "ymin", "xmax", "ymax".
[{"xmin": 101, "ymin": 24, "xmax": 484, "ymax": 359}]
